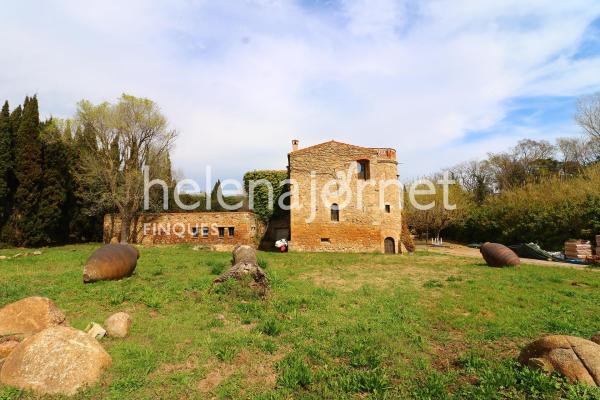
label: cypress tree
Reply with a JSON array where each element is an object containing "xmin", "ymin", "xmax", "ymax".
[
  {"xmin": 210, "ymin": 179, "xmax": 223, "ymax": 211},
  {"xmin": 10, "ymin": 105, "xmax": 22, "ymax": 134},
  {"xmin": 0, "ymin": 101, "xmax": 11, "ymax": 222},
  {"xmin": 63, "ymin": 119, "xmax": 73, "ymax": 142},
  {"xmin": 68, "ymin": 124, "xmax": 103, "ymax": 242},
  {"xmin": 0, "ymin": 104, "xmax": 22, "ymax": 243},
  {"xmin": 38, "ymin": 120, "xmax": 70, "ymax": 244},
  {"xmin": 13, "ymin": 96, "xmax": 44, "ymax": 245}
]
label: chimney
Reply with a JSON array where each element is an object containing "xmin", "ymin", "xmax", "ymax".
[{"xmin": 292, "ymin": 139, "xmax": 299, "ymax": 152}]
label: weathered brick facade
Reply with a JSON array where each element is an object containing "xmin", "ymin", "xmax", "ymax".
[
  {"xmin": 103, "ymin": 212, "xmax": 263, "ymax": 251},
  {"xmin": 288, "ymin": 141, "xmax": 402, "ymax": 253},
  {"xmin": 104, "ymin": 140, "xmax": 402, "ymax": 253}
]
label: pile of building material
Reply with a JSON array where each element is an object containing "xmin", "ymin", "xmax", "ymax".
[{"xmin": 564, "ymin": 239, "xmax": 593, "ymax": 260}]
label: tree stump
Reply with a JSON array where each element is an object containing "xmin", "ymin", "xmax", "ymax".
[{"xmin": 213, "ymin": 245, "xmax": 269, "ymax": 296}]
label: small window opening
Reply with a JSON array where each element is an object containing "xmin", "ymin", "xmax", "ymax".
[
  {"xmin": 228, "ymin": 227, "xmax": 235, "ymax": 237},
  {"xmin": 357, "ymin": 159, "xmax": 370, "ymax": 180},
  {"xmin": 191, "ymin": 227, "xmax": 199, "ymax": 238},
  {"xmin": 218, "ymin": 227, "xmax": 225, "ymax": 238},
  {"xmin": 321, "ymin": 238, "xmax": 330, "ymax": 243},
  {"xmin": 385, "ymin": 204, "xmax": 391, "ymax": 213},
  {"xmin": 202, "ymin": 226, "xmax": 209, "ymax": 237},
  {"xmin": 331, "ymin": 203, "xmax": 339, "ymax": 221}
]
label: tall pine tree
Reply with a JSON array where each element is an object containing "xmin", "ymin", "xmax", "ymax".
[
  {"xmin": 13, "ymin": 96, "xmax": 44, "ymax": 245},
  {"xmin": 210, "ymin": 179, "xmax": 223, "ymax": 211},
  {"xmin": 0, "ymin": 102, "xmax": 12, "ymax": 222},
  {"xmin": 67, "ymin": 124, "xmax": 104, "ymax": 242},
  {"xmin": 38, "ymin": 119, "xmax": 70, "ymax": 244}
]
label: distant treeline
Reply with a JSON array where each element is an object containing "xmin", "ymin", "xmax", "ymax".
[
  {"xmin": 452, "ymin": 163, "xmax": 600, "ymax": 250},
  {"xmin": 406, "ymin": 92, "xmax": 600, "ymax": 250}
]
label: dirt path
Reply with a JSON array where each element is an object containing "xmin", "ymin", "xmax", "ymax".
[{"xmin": 420, "ymin": 242, "xmax": 595, "ymax": 271}]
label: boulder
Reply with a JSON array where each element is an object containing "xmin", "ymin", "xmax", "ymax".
[
  {"xmin": 0, "ymin": 297, "xmax": 67, "ymax": 336},
  {"xmin": 480, "ymin": 242, "xmax": 520, "ymax": 268},
  {"xmin": 519, "ymin": 335, "xmax": 600, "ymax": 386},
  {"xmin": 104, "ymin": 312, "xmax": 132, "ymax": 338},
  {"xmin": 592, "ymin": 332, "xmax": 600, "ymax": 345},
  {"xmin": 0, "ymin": 326, "xmax": 112, "ymax": 396}
]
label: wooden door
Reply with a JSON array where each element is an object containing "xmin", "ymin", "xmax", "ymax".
[{"xmin": 384, "ymin": 237, "xmax": 395, "ymax": 254}]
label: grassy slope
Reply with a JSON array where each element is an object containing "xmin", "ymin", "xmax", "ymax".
[{"xmin": 0, "ymin": 245, "xmax": 599, "ymax": 399}]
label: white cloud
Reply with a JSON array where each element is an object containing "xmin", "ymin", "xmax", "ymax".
[{"xmin": 1, "ymin": 0, "xmax": 600, "ymax": 183}]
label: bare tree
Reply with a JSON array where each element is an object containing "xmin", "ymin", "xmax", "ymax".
[
  {"xmin": 76, "ymin": 94, "xmax": 177, "ymax": 242},
  {"xmin": 403, "ymin": 180, "xmax": 472, "ymax": 239},
  {"xmin": 556, "ymin": 137, "xmax": 594, "ymax": 176},
  {"xmin": 576, "ymin": 92, "xmax": 600, "ymax": 159},
  {"xmin": 576, "ymin": 92, "xmax": 600, "ymax": 140},
  {"xmin": 513, "ymin": 139, "xmax": 555, "ymax": 165},
  {"xmin": 449, "ymin": 160, "xmax": 494, "ymax": 203}
]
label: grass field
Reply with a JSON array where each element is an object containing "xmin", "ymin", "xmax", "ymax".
[{"xmin": 1, "ymin": 244, "xmax": 600, "ymax": 399}]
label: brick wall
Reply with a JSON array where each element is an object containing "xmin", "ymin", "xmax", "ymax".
[
  {"xmin": 103, "ymin": 212, "xmax": 264, "ymax": 250},
  {"xmin": 288, "ymin": 141, "xmax": 402, "ymax": 253}
]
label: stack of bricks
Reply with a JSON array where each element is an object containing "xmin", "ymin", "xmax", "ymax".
[{"xmin": 564, "ymin": 239, "xmax": 593, "ymax": 259}]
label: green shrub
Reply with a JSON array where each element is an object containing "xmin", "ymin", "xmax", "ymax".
[
  {"xmin": 338, "ymin": 369, "xmax": 391, "ymax": 396},
  {"xmin": 257, "ymin": 257, "xmax": 268, "ymax": 269},
  {"xmin": 258, "ymin": 317, "xmax": 282, "ymax": 336},
  {"xmin": 423, "ymin": 279, "xmax": 443, "ymax": 288},
  {"xmin": 207, "ymin": 260, "xmax": 228, "ymax": 275},
  {"xmin": 214, "ymin": 345, "xmax": 237, "ymax": 362},
  {"xmin": 277, "ymin": 354, "xmax": 312, "ymax": 389},
  {"xmin": 457, "ymin": 165, "xmax": 600, "ymax": 250}
]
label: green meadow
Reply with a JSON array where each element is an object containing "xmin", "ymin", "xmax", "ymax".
[{"xmin": 1, "ymin": 244, "xmax": 599, "ymax": 399}]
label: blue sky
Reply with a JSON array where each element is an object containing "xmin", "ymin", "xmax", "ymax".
[{"xmin": 1, "ymin": 1, "xmax": 600, "ymax": 185}]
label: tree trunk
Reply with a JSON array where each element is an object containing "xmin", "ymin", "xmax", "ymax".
[{"xmin": 120, "ymin": 212, "xmax": 132, "ymax": 243}]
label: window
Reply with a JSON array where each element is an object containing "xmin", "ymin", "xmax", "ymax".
[
  {"xmin": 357, "ymin": 160, "xmax": 370, "ymax": 180},
  {"xmin": 191, "ymin": 227, "xmax": 199, "ymax": 238},
  {"xmin": 228, "ymin": 227, "xmax": 235, "ymax": 237},
  {"xmin": 331, "ymin": 203, "xmax": 339, "ymax": 222},
  {"xmin": 321, "ymin": 238, "xmax": 330, "ymax": 243},
  {"xmin": 385, "ymin": 204, "xmax": 391, "ymax": 213},
  {"xmin": 202, "ymin": 227, "xmax": 209, "ymax": 237},
  {"xmin": 218, "ymin": 227, "xmax": 225, "ymax": 238}
]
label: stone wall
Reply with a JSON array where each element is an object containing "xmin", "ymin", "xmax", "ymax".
[
  {"xmin": 288, "ymin": 141, "xmax": 402, "ymax": 253},
  {"xmin": 103, "ymin": 212, "xmax": 264, "ymax": 250}
]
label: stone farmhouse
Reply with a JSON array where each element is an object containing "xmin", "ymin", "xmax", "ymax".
[
  {"xmin": 104, "ymin": 140, "xmax": 403, "ymax": 253},
  {"xmin": 287, "ymin": 140, "xmax": 402, "ymax": 253}
]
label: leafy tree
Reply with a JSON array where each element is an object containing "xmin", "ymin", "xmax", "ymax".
[{"xmin": 76, "ymin": 94, "xmax": 177, "ymax": 242}]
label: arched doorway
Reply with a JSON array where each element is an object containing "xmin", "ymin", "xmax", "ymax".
[{"xmin": 384, "ymin": 237, "xmax": 395, "ymax": 254}]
